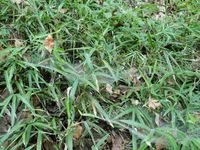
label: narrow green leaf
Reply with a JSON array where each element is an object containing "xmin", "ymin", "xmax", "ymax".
[{"xmin": 37, "ymin": 131, "xmax": 42, "ymax": 150}]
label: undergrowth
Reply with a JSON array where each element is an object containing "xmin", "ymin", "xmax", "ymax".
[{"xmin": 0, "ymin": 0, "xmax": 200, "ymax": 150}]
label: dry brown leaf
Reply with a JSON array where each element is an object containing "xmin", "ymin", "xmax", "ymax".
[
  {"xmin": 192, "ymin": 58, "xmax": 200, "ymax": 71},
  {"xmin": 19, "ymin": 109, "xmax": 33, "ymax": 121},
  {"xmin": 23, "ymin": 53, "xmax": 32, "ymax": 62},
  {"xmin": 43, "ymin": 140, "xmax": 54, "ymax": 150},
  {"xmin": 107, "ymin": 135, "xmax": 112, "ymax": 143},
  {"xmin": 111, "ymin": 134, "xmax": 124, "ymax": 150},
  {"xmin": 0, "ymin": 46, "xmax": 9, "ymax": 61},
  {"xmin": 154, "ymin": 5, "xmax": 166, "ymax": 20},
  {"xmin": 99, "ymin": 0, "xmax": 104, "ymax": 5},
  {"xmin": 12, "ymin": 0, "xmax": 24, "ymax": 4},
  {"xmin": 59, "ymin": 8, "xmax": 67, "ymax": 14},
  {"xmin": 134, "ymin": 84, "xmax": 141, "ymax": 91},
  {"xmin": 0, "ymin": 113, "xmax": 11, "ymax": 136},
  {"xmin": 0, "ymin": 45, "xmax": 4, "ymax": 60},
  {"xmin": 73, "ymin": 124, "xmax": 83, "ymax": 140},
  {"xmin": 155, "ymin": 113, "xmax": 165, "ymax": 127},
  {"xmin": 14, "ymin": 39, "xmax": 24, "ymax": 47},
  {"xmin": 44, "ymin": 35, "xmax": 54, "ymax": 53},
  {"xmin": 125, "ymin": 67, "xmax": 138, "ymax": 80},
  {"xmin": 131, "ymin": 99, "xmax": 140, "ymax": 106},
  {"xmin": 193, "ymin": 112, "xmax": 200, "ymax": 119},
  {"xmin": 0, "ymin": 45, "xmax": 3, "ymax": 51},
  {"xmin": 124, "ymin": 67, "xmax": 141, "ymax": 91},
  {"xmin": 110, "ymin": 89, "xmax": 121, "ymax": 99},
  {"xmin": 148, "ymin": 97, "xmax": 162, "ymax": 110},
  {"xmin": 0, "ymin": 89, "xmax": 10, "ymax": 102},
  {"xmin": 113, "ymin": 89, "xmax": 120, "ymax": 95},
  {"xmin": 30, "ymin": 95, "xmax": 40, "ymax": 107},
  {"xmin": 155, "ymin": 136, "xmax": 168, "ymax": 150},
  {"xmin": 118, "ymin": 85, "xmax": 129, "ymax": 95},
  {"xmin": 106, "ymin": 83, "xmax": 113, "ymax": 94},
  {"xmin": 167, "ymin": 77, "xmax": 175, "ymax": 85}
]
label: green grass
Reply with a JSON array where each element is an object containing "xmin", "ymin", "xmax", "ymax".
[{"xmin": 0, "ymin": 0, "xmax": 200, "ymax": 149}]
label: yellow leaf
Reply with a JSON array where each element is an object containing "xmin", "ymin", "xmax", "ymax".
[{"xmin": 44, "ymin": 35, "xmax": 54, "ymax": 53}]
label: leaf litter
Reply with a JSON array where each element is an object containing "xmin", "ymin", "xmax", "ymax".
[
  {"xmin": 0, "ymin": 1, "xmax": 199, "ymax": 149},
  {"xmin": 11, "ymin": 0, "xmax": 24, "ymax": 4},
  {"xmin": 44, "ymin": 35, "xmax": 54, "ymax": 54},
  {"xmin": 14, "ymin": 39, "xmax": 24, "ymax": 47},
  {"xmin": 106, "ymin": 83, "xmax": 113, "ymax": 95},
  {"xmin": 111, "ymin": 132, "xmax": 124, "ymax": 150},
  {"xmin": 148, "ymin": 97, "xmax": 162, "ymax": 110},
  {"xmin": 155, "ymin": 136, "xmax": 168, "ymax": 150},
  {"xmin": 73, "ymin": 123, "xmax": 83, "ymax": 140}
]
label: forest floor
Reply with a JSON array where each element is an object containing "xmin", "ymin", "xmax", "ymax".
[{"xmin": 0, "ymin": 0, "xmax": 200, "ymax": 150}]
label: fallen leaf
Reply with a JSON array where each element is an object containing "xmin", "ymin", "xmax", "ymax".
[
  {"xmin": 0, "ymin": 112, "xmax": 11, "ymax": 136},
  {"xmin": 114, "ymin": 89, "xmax": 120, "ymax": 95},
  {"xmin": 30, "ymin": 95, "xmax": 40, "ymax": 107},
  {"xmin": 124, "ymin": 67, "xmax": 141, "ymax": 91},
  {"xmin": 23, "ymin": 53, "xmax": 32, "ymax": 62},
  {"xmin": 14, "ymin": 39, "xmax": 24, "ymax": 47},
  {"xmin": 155, "ymin": 113, "xmax": 165, "ymax": 126},
  {"xmin": 192, "ymin": 58, "xmax": 200, "ymax": 71},
  {"xmin": 99, "ymin": 0, "xmax": 104, "ymax": 5},
  {"xmin": 155, "ymin": 136, "xmax": 168, "ymax": 150},
  {"xmin": 2, "ymin": 141, "xmax": 9, "ymax": 148},
  {"xmin": 110, "ymin": 89, "xmax": 121, "ymax": 99},
  {"xmin": 111, "ymin": 134, "xmax": 124, "ymax": 150},
  {"xmin": 44, "ymin": 35, "xmax": 54, "ymax": 53},
  {"xmin": 19, "ymin": 109, "xmax": 32, "ymax": 121},
  {"xmin": 193, "ymin": 112, "xmax": 200, "ymax": 118},
  {"xmin": 106, "ymin": 83, "xmax": 113, "ymax": 94},
  {"xmin": 0, "ymin": 45, "xmax": 5, "ymax": 60},
  {"xmin": 54, "ymin": 19, "xmax": 60, "ymax": 24},
  {"xmin": 124, "ymin": 67, "xmax": 138, "ymax": 80},
  {"xmin": 43, "ymin": 139, "xmax": 54, "ymax": 150},
  {"xmin": 107, "ymin": 135, "xmax": 112, "ymax": 143},
  {"xmin": 12, "ymin": 0, "xmax": 24, "ymax": 4},
  {"xmin": 167, "ymin": 77, "xmax": 175, "ymax": 85},
  {"xmin": 73, "ymin": 124, "xmax": 83, "ymax": 140},
  {"xmin": 0, "ymin": 89, "xmax": 10, "ymax": 102},
  {"xmin": 154, "ymin": 5, "xmax": 166, "ymax": 20},
  {"xmin": 0, "ymin": 45, "xmax": 3, "ymax": 51},
  {"xmin": 59, "ymin": 8, "xmax": 67, "ymax": 14},
  {"xmin": 148, "ymin": 97, "xmax": 162, "ymax": 110},
  {"xmin": 118, "ymin": 85, "xmax": 129, "ymax": 95},
  {"xmin": 131, "ymin": 99, "xmax": 140, "ymax": 106}
]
